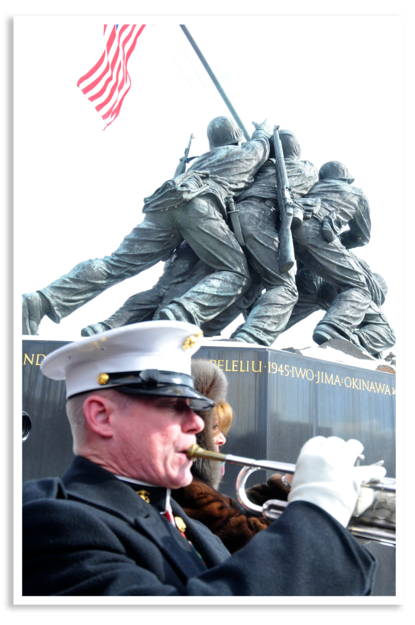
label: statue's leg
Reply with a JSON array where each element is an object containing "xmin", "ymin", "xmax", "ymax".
[
  {"xmin": 352, "ymin": 305, "xmax": 396, "ymax": 357},
  {"xmin": 232, "ymin": 281, "xmax": 298, "ymax": 346},
  {"xmin": 292, "ymin": 218, "xmax": 371, "ymax": 342},
  {"xmin": 202, "ymin": 279, "xmax": 264, "ymax": 337},
  {"xmin": 283, "ymin": 268, "xmax": 325, "ymax": 332},
  {"xmin": 81, "ymin": 289, "xmax": 163, "ymax": 336},
  {"xmin": 82, "ymin": 243, "xmax": 201, "ymax": 335},
  {"xmin": 158, "ymin": 197, "xmax": 251, "ymax": 326},
  {"xmin": 23, "ymin": 211, "xmax": 182, "ymax": 334},
  {"xmin": 229, "ymin": 199, "xmax": 298, "ymax": 346},
  {"xmin": 154, "ymin": 259, "xmax": 213, "ymax": 318},
  {"xmin": 153, "ymin": 242, "xmax": 262, "ymax": 338}
]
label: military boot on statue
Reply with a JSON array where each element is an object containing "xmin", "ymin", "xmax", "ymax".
[
  {"xmin": 22, "ymin": 292, "xmax": 50, "ymax": 335},
  {"xmin": 81, "ymin": 323, "xmax": 111, "ymax": 337},
  {"xmin": 312, "ymin": 322, "xmax": 344, "ymax": 345}
]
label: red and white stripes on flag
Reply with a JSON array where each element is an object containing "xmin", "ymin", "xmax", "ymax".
[{"xmin": 77, "ymin": 24, "xmax": 145, "ymax": 129}]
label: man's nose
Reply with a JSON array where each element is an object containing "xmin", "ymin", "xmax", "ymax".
[{"xmin": 183, "ymin": 409, "xmax": 205, "ymax": 434}]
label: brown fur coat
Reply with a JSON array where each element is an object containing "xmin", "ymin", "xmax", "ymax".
[
  {"xmin": 174, "ymin": 475, "xmax": 291, "ymax": 554},
  {"xmin": 174, "ymin": 478, "xmax": 271, "ymax": 554}
]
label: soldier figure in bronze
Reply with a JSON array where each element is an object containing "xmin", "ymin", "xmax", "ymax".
[
  {"xmin": 22, "ymin": 122, "xmax": 387, "ymax": 358},
  {"xmin": 228, "ymin": 129, "xmax": 317, "ymax": 345},
  {"xmin": 291, "ymin": 161, "xmax": 372, "ymax": 346},
  {"xmin": 285, "ymin": 257, "xmax": 396, "ymax": 359},
  {"xmin": 80, "ymin": 240, "xmax": 264, "ymax": 338},
  {"xmin": 22, "ymin": 117, "xmax": 272, "ymax": 335},
  {"xmin": 81, "ymin": 129, "xmax": 318, "ymax": 348}
]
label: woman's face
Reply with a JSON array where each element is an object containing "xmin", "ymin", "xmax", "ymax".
[{"xmin": 212, "ymin": 416, "xmax": 227, "ymax": 453}]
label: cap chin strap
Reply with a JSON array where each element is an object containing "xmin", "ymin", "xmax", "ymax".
[{"xmin": 97, "ymin": 369, "xmax": 195, "ymax": 389}]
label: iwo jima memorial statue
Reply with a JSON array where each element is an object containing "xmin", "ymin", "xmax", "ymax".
[{"xmin": 21, "ymin": 29, "xmax": 396, "ymax": 596}]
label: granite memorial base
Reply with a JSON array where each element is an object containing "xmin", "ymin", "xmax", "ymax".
[{"xmin": 22, "ymin": 339, "xmax": 396, "ymax": 596}]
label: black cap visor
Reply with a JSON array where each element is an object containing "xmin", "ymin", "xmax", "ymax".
[
  {"xmin": 116, "ymin": 383, "xmax": 214, "ymax": 411},
  {"xmin": 86, "ymin": 369, "xmax": 214, "ymax": 411}
]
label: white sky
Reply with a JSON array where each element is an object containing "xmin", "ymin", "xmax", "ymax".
[{"xmin": 6, "ymin": 0, "xmax": 415, "ymax": 617}]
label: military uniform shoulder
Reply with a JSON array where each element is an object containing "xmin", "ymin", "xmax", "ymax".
[
  {"xmin": 347, "ymin": 183, "xmax": 368, "ymax": 202},
  {"xmin": 23, "ymin": 477, "xmax": 67, "ymax": 504}
]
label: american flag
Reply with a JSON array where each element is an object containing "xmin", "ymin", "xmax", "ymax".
[{"xmin": 77, "ymin": 24, "xmax": 146, "ymax": 129}]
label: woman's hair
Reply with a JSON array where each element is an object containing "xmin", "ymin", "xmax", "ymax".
[{"xmin": 215, "ymin": 400, "xmax": 233, "ymax": 436}]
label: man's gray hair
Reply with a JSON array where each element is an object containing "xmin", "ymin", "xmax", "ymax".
[
  {"xmin": 66, "ymin": 388, "xmax": 129, "ymax": 453},
  {"xmin": 66, "ymin": 391, "xmax": 92, "ymax": 452}
]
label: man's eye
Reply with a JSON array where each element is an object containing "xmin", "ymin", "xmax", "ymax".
[{"xmin": 168, "ymin": 400, "xmax": 188, "ymax": 411}]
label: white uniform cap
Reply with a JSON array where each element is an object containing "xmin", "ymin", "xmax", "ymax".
[{"xmin": 40, "ymin": 321, "xmax": 213, "ymax": 409}]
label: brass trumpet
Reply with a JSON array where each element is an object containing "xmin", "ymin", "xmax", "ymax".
[{"xmin": 187, "ymin": 444, "xmax": 396, "ymax": 547}]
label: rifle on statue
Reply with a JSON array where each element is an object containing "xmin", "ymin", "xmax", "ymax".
[
  {"xmin": 225, "ymin": 194, "xmax": 245, "ymax": 247},
  {"xmin": 274, "ymin": 125, "xmax": 295, "ymax": 273},
  {"xmin": 174, "ymin": 133, "xmax": 197, "ymax": 177}
]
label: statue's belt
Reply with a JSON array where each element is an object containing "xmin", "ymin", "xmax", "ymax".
[{"xmin": 237, "ymin": 196, "xmax": 276, "ymax": 209}]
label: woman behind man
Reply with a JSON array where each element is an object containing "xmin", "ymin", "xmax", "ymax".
[{"xmin": 174, "ymin": 359, "xmax": 291, "ymax": 554}]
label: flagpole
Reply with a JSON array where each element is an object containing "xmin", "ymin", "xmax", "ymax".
[{"xmin": 180, "ymin": 25, "xmax": 251, "ymax": 141}]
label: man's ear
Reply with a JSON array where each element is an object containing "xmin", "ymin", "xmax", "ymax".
[{"xmin": 83, "ymin": 394, "xmax": 114, "ymax": 438}]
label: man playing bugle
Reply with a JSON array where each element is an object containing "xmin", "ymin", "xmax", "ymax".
[{"xmin": 22, "ymin": 321, "xmax": 385, "ymax": 596}]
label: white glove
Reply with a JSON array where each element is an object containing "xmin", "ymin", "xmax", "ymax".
[{"xmin": 287, "ymin": 436, "xmax": 387, "ymax": 527}]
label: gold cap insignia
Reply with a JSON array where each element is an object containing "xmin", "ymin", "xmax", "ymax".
[
  {"xmin": 97, "ymin": 373, "xmax": 110, "ymax": 385},
  {"xmin": 182, "ymin": 332, "xmax": 203, "ymax": 351},
  {"xmin": 174, "ymin": 516, "xmax": 187, "ymax": 532},
  {"xmin": 136, "ymin": 490, "xmax": 150, "ymax": 503}
]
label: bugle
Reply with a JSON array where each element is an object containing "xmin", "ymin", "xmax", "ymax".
[{"xmin": 187, "ymin": 444, "xmax": 396, "ymax": 547}]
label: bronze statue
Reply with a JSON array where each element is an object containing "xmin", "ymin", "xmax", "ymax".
[
  {"xmin": 81, "ymin": 129, "xmax": 318, "ymax": 348},
  {"xmin": 82, "ymin": 130, "xmax": 317, "ymax": 346},
  {"xmin": 22, "ymin": 121, "xmax": 394, "ymax": 358},
  {"xmin": 285, "ymin": 257, "xmax": 396, "ymax": 359},
  {"xmin": 228, "ymin": 129, "xmax": 317, "ymax": 345},
  {"xmin": 291, "ymin": 161, "xmax": 373, "ymax": 345},
  {"xmin": 22, "ymin": 116, "xmax": 272, "ymax": 335}
]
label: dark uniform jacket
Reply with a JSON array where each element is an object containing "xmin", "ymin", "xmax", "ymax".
[{"xmin": 23, "ymin": 456, "xmax": 377, "ymax": 596}]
